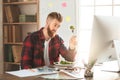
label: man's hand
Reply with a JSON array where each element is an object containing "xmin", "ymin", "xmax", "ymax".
[{"xmin": 69, "ymin": 35, "xmax": 77, "ymax": 50}]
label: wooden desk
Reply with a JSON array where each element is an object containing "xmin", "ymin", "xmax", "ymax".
[{"xmin": 0, "ymin": 66, "xmax": 120, "ymax": 80}]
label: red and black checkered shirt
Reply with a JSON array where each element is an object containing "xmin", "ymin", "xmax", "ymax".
[{"xmin": 21, "ymin": 28, "xmax": 76, "ymax": 69}]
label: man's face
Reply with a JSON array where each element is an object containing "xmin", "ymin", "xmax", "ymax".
[{"xmin": 47, "ymin": 19, "xmax": 61, "ymax": 37}]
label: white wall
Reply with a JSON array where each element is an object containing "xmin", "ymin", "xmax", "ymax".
[
  {"xmin": 0, "ymin": 0, "xmax": 4, "ymax": 74},
  {"xmin": 40, "ymin": 0, "xmax": 77, "ymax": 47}
]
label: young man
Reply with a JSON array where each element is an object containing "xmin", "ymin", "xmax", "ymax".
[{"xmin": 21, "ymin": 12, "xmax": 77, "ymax": 69}]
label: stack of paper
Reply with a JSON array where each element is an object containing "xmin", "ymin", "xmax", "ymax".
[
  {"xmin": 59, "ymin": 69, "xmax": 85, "ymax": 79},
  {"xmin": 6, "ymin": 68, "xmax": 57, "ymax": 77}
]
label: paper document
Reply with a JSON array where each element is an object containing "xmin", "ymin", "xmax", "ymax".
[
  {"xmin": 6, "ymin": 68, "xmax": 57, "ymax": 77},
  {"xmin": 59, "ymin": 69, "xmax": 85, "ymax": 79}
]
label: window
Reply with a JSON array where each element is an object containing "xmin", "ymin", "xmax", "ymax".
[
  {"xmin": 95, "ymin": 0, "xmax": 112, "ymax": 5},
  {"xmin": 76, "ymin": 0, "xmax": 120, "ymax": 66}
]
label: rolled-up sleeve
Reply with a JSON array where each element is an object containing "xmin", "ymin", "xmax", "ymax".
[{"xmin": 59, "ymin": 38, "xmax": 76, "ymax": 62}]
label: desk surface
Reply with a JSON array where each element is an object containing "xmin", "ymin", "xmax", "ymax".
[{"xmin": 0, "ymin": 66, "xmax": 120, "ymax": 80}]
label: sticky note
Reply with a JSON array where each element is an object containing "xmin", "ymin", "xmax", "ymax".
[
  {"xmin": 66, "ymin": 16, "xmax": 71, "ymax": 22},
  {"xmin": 62, "ymin": 2, "xmax": 67, "ymax": 8},
  {"xmin": 48, "ymin": 2, "xmax": 53, "ymax": 7}
]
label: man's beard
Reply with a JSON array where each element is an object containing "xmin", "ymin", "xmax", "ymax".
[{"xmin": 47, "ymin": 26, "xmax": 55, "ymax": 38}]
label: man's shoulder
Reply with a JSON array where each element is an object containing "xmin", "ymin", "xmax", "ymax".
[
  {"xmin": 24, "ymin": 28, "xmax": 43, "ymax": 41},
  {"xmin": 30, "ymin": 31, "xmax": 39, "ymax": 37},
  {"xmin": 29, "ymin": 28, "xmax": 43, "ymax": 38},
  {"xmin": 53, "ymin": 34, "xmax": 64, "ymax": 43},
  {"xmin": 54, "ymin": 34, "xmax": 62, "ymax": 39}
]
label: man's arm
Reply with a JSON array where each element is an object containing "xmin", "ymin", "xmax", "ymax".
[
  {"xmin": 58, "ymin": 35, "xmax": 77, "ymax": 62},
  {"xmin": 59, "ymin": 44, "xmax": 76, "ymax": 62},
  {"xmin": 21, "ymin": 36, "xmax": 33, "ymax": 69}
]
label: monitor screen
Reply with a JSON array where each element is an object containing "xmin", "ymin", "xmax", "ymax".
[{"xmin": 88, "ymin": 16, "xmax": 120, "ymax": 67}]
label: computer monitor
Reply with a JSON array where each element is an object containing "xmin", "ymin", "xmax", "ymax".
[{"xmin": 88, "ymin": 16, "xmax": 120, "ymax": 68}]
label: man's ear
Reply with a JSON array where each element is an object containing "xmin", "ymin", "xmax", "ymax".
[
  {"xmin": 46, "ymin": 18, "xmax": 51, "ymax": 25},
  {"xmin": 46, "ymin": 19, "xmax": 49, "ymax": 24}
]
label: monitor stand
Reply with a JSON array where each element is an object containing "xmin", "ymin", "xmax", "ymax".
[{"xmin": 101, "ymin": 40, "xmax": 120, "ymax": 72}]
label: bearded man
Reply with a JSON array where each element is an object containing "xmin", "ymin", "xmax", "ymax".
[{"xmin": 21, "ymin": 12, "xmax": 77, "ymax": 69}]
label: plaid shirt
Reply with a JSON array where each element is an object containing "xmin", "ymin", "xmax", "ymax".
[{"xmin": 21, "ymin": 28, "xmax": 76, "ymax": 69}]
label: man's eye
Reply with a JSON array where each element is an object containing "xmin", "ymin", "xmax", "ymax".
[{"xmin": 54, "ymin": 25, "xmax": 57, "ymax": 27}]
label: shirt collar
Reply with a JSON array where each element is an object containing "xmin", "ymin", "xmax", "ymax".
[{"xmin": 38, "ymin": 27, "xmax": 58, "ymax": 41}]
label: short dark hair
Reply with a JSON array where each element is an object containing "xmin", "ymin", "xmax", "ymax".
[{"xmin": 47, "ymin": 12, "xmax": 63, "ymax": 22}]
